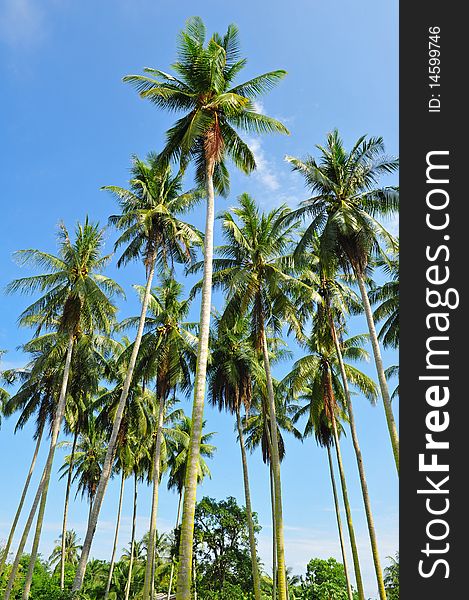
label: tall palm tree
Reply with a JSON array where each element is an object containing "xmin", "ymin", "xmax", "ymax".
[
  {"xmin": 293, "ymin": 242, "xmax": 388, "ymax": 600},
  {"xmin": 123, "ymin": 18, "xmax": 288, "ymax": 599},
  {"xmin": 165, "ymin": 415, "xmax": 216, "ymax": 600},
  {"xmin": 285, "ymin": 332, "xmax": 378, "ymax": 600},
  {"xmin": 0, "ymin": 349, "xmax": 58, "ymax": 576},
  {"xmin": 72, "ymin": 156, "xmax": 200, "ymax": 592},
  {"xmin": 286, "ymin": 130, "xmax": 399, "ymax": 473},
  {"xmin": 123, "ymin": 434, "xmax": 149, "ymax": 600},
  {"xmin": 244, "ymin": 375, "xmax": 301, "ymax": 600},
  {"xmin": 91, "ymin": 337, "xmax": 154, "ymax": 600},
  {"xmin": 121, "ymin": 276, "xmax": 196, "ymax": 600},
  {"xmin": 60, "ymin": 413, "xmax": 108, "ymax": 517},
  {"xmin": 192, "ymin": 192, "xmax": 303, "ymax": 600},
  {"xmin": 59, "ymin": 332, "xmax": 112, "ymax": 590},
  {"xmin": 5, "ymin": 219, "xmax": 122, "ymax": 600},
  {"xmin": 208, "ymin": 314, "xmax": 263, "ymax": 600}
]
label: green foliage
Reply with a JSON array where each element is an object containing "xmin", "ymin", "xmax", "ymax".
[
  {"xmin": 384, "ymin": 554, "xmax": 399, "ymax": 600},
  {"xmin": 193, "ymin": 496, "xmax": 260, "ymax": 595},
  {"xmin": 300, "ymin": 557, "xmax": 358, "ymax": 600}
]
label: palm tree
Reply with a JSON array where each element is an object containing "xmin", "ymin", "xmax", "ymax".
[
  {"xmin": 48, "ymin": 530, "xmax": 82, "ymax": 571},
  {"xmin": 285, "ymin": 331, "xmax": 378, "ymax": 600},
  {"xmin": 292, "ymin": 241, "xmax": 388, "ymax": 600},
  {"xmin": 72, "ymin": 156, "xmax": 200, "ymax": 592},
  {"xmin": 244, "ymin": 375, "xmax": 301, "ymax": 600},
  {"xmin": 91, "ymin": 337, "xmax": 154, "ymax": 600},
  {"xmin": 208, "ymin": 314, "xmax": 263, "ymax": 600},
  {"xmin": 59, "ymin": 332, "xmax": 111, "ymax": 590},
  {"xmin": 121, "ymin": 276, "xmax": 196, "ymax": 600},
  {"xmin": 286, "ymin": 130, "xmax": 399, "ymax": 473},
  {"xmin": 5, "ymin": 219, "xmax": 122, "ymax": 600},
  {"xmin": 60, "ymin": 413, "xmax": 108, "ymax": 516},
  {"xmin": 192, "ymin": 192, "xmax": 303, "ymax": 600},
  {"xmin": 123, "ymin": 18, "xmax": 288, "ymax": 598},
  {"xmin": 123, "ymin": 434, "xmax": 149, "ymax": 600},
  {"xmin": 165, "ymin": 415, "xmax": 215, "ymax": 600},
  {"xmin": 0, "ymin": 350, "xmax": 57, "ymax": 576}
]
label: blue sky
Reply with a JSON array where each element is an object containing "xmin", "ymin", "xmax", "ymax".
[{"xmin": 0, "ymin": 1, "xmax": 398, "ymax": 597}]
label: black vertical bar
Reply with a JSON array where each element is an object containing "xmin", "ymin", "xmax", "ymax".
[{"xmin": 400, "ymin": 3, "xmax": 467, "ymax": 598}]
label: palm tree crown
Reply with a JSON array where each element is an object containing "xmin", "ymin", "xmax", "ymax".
[{"xmin": 124, "ymin": 17, "xmax": 289, "ymax": 193}]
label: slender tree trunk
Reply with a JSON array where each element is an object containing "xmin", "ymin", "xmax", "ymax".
[
  {"xmin": 18, "ymin": 333, "xmax": 75, "ymax": 600},
  {"xmin": 167, "ymin": 491, "xmax": 183, "ymax": 600},
  {"xmin": 193, "ymin": 555, "xmax": 197, "ymax": 600},
  {"xmin": 60, "ymin": 428, "xmax": 79, "ymax": 589},
  {"xmin": 326, "ymin": 444, "xmax": 354, "ymax": 600},
  {"xmin": 143, "ymin": 394, "xmax": 166, "ymax": 600},
  {"xmin": 356, "ymin": 273, "xmax": 399, "ymax": 473},
  {"xmin": 236, "ymin": 410, "xmax": 261, "ymax": 600},
  {"xmin": 269, "ymin": 461, "xmax": 277, "ymax": 600},
  {"xmin": 329, "ymin": 314, "xmax": 387, "ymax": 600},
  {"xmin": 0, "ymin": 421, "xmax": 44, "ymax": 576},
  {"xmin": 124, "ymin": 472, "xmax": 138, "ymax": 600},
  {"xmin": 104, "ymin": 471, "xmax": 126, "ymax": 600},
  {"xmin": 72, "ymin": 255, "xmax": 157, "ymax": 592},
  {"xmin": 176, "ymin": 158, "xmax": 215, "ymax": 600},
  {"xmin": 260, "ymin": 327, "xmax": 287, "ymax": 600},
  {"xmin": 329, "ymin": 422, "xmax": 363, "ymax": 600}
]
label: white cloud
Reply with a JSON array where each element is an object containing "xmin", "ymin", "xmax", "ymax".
[
  {"xmin": 247, "ymin": 137, "xmax": 280, "ymax": 192},
  {"xmin": 0, "ymin": 0, "xmax": 45, "ymax": 48}
]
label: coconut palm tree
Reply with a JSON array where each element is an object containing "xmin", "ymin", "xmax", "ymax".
[
  {"xmin": 72, "ymin": 156, "xmax": 200, "ymax": 592},
  {"xmin": 191, "ymin": 192, "xmax": 304, "ymax": 600},
  {"xmin": 123, "ymin": 434, "xmax": 149, "ymax": 600},
  {"xmin": 0, "ymin": 352, "xmax": 57, "ymax": 576},
  {"xmin": 208, "ymin": 314, "xmax": 263, "ymax": 600},
  {"xmin": 165, "ymin": 415, "xmax": 215, "ymax": 600},
  {"xmin": 48, "ymin": 530, "xmax": 82, "ymax": 571},
  {"xmin": 59, "ymin": 332, "xmax": 113, "ymax": 590},
  {"xmin": 120, "ymin": 276, "xmax": 197, "ymax": 600},
  {"xmin": 292, "ymin": 241, "xmax": 388, "ymax": 600},
  {"xmin": 60, "ymin": 413, "xmax": 108, "ymax": 517},
  {"xmin": 286, "ymin": 130, "xmax": 399, "ymax": 473},
  {"xmin": 123, "ymin": 18, "xmax": 288, "ymax": 598},
  {"xmin": 243, "ymin": 375, "xmax": 301, "ymax": 600},
  {"xmin": 285, "ymin": 331, "xmax": 378, "ymax": 600},
  {"xmin": 90, "ymin": 337, "xmax": 154, "ymax": 600},
  {"xmin": 5, "ymin": 219, "xmax": 122, "ymax": 600}
]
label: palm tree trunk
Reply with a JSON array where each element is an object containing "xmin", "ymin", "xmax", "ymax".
[
  {"xmin": 72, "ymin": 254, "xmax": 157, "ymax": 593},
  {"xmin": 143, "ymin": 394, "xmax": 166, "ymax": 600},
  {"xmin": 0, "ymin": 421, "xmax": 44, "ymax": 576},
  {"xmin": 167, "ymin": 490, "xmax": 183, "ymax": 600},
  {"xmin": 104, "ymin": 471, "xmax": 126, "ymax": 600},
  {"xmin": 60, "ymin": 428, "xmax": 79, "ymax": 589},
  {"xmin": 260, "ymin": 326, "xmax": 287, "ymax": 600},
  {"xmin": 328, "ymin": 425, "xmax": 363, "ymax": 600},
  {"xmin": 236, "ymin": 410, "xmax": 261, "ymax": 600},
  {"xmin": 356, "ymin": 273, "xmax": 399, "ymax": 473},
  {"xmin": 124, "ymin": 472, "xmax": 138, "ymax": 600},
  {"xmin": 176, "ymin": 158, "xmax": 215, "ymax": 600},
  {"xmin": 329, "ymin": 314, "xmax": 387, "ymax": 600},
  {"xmin": 269, "ymin": 461, "xmax": 277, "ymax": 600},
  {"xmin": 18, "ymin": 333, "xmax": 75, "ymax": 600},
  {"xmin": 326, "ymin": 445, "xmax": 354, "ymax": 600}
]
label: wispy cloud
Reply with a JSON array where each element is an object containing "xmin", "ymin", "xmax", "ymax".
[
  {"xmin": 247, "ymin": 137, "xmax": 280, "ymax": 192},
  {"xmin": 0, "ymin": 0, "xmax": 45, "ymax": 48}
]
